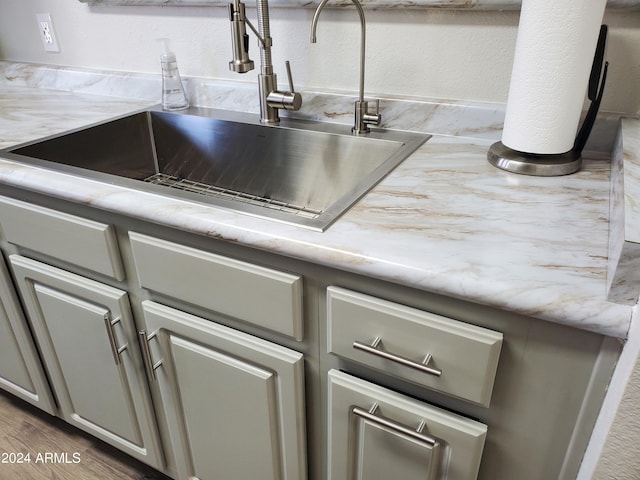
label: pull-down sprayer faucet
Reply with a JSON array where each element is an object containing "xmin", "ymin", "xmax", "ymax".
[
  {"xmin": 228, "ymin": 0, "xmax": 302, "ymax": 124},
  {"xmin": 310, "ymin": 0, "xmax": 381, "ymax": 134}
]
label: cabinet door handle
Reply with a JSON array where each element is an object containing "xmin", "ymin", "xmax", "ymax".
[
  {"xmin": 352, "ymin": 403, "xmax": 440, "ymax": 448},
  {"xmin": 104, "ymin": 313, "xmax": 127, "ymax": 365},
  {"xmin": 138, "ymin": 330, "xmax": 163, "ymax": 381},
  {"xmin": 353, "ymin": 336, "xmax": 442, "ymax": 377}
]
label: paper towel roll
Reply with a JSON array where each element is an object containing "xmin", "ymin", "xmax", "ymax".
[{"xmin": 501, "ymin": 0, "xmax": 607, "ymax": 155}]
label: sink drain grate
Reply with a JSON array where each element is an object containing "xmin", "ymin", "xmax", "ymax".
[{"xmin": 143, "ymin": 173, "xmax": 322, "ymax": 219}]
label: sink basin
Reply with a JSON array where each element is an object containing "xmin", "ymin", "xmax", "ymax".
[{"xmin": 2, "ymin": 107, "xmax": 429, "ymax": 231}]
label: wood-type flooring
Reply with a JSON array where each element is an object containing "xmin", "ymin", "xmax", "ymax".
[{"xmin": 0, "ymin": 390, "xmax": 170, "ymax": 480}]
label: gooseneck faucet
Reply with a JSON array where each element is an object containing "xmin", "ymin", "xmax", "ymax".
[
  {"xmin": 310, "ymin": 0, "xmax": 381, "ymax": 134},
  {"xmin": 228, "ymin": 0, "xmax": 302, "ymax": 124}
]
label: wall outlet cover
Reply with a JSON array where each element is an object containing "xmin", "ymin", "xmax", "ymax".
[{"xmin": 36, "ymin": 13, "xmax": 60, "ymax": 53}]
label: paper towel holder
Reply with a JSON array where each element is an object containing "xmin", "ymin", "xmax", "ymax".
[
  {"xmin": 488, "ymin": 25, "xmax": 609, "ymax": 177},
  {"xmin": 487, "ymin": 144, "xmax": 583, "ymax": 176}
]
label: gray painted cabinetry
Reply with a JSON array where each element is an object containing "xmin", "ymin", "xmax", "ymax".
[
  {"xmin": 141, "ymin": 300, "xmax": 306, "ymax": 480},
  {"xmin": 327, "ymin": 370, "xmax": 487, "ymax": 480},
  {"xmin": 0, "ymin": 194, "xmax": 622, "ymax": 480},
  {"xmin": 129, "ymin": 232, "xmax": 304, "ymax": 340},
  {"xmin": 0, "ymin": 195, "xmax": 309, "ymax": 480},
  {"xmin": 9, "ymin": 255, "xmax": 164, "ymax": 468},
  {"xmin": 0, "ymin": 259, "xmax": 56, "ymax": 414}
]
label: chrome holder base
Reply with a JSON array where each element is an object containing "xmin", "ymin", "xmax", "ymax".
[{"xmin": 487, "ymin": 141, "xmax": 582, "ymax": 177}]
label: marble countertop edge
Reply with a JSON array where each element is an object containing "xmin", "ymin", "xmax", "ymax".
[
  {"xmin": 78, "ymin": 0, "xmax": 640, "ymax": 10},
  {"xmin": 608, "ymin": 118, "xmax": 640, "ymax": 307},
  {"xmin": 0, "ymin": 148, "xmax": 632, "ymax": 340},
  {"xmin": 0, "ymin": 63, "xmax": 636, "ymax": 340}
]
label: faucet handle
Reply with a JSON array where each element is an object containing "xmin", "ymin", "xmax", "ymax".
[
  {"xmin": 266, "ymin": 61, "xmax": 302, "ymax": 111},
  {"xmin": 265, "ymin": 61, "xmax": 302, "ymax": 112},
  {"xmin": 364, "ymin": 99, "xmax": 381, "ymax": 126},
  {"xmin": 285, "ymin": 61, "xmax": 296, "ymax": 94},
  {"xmin": 353, "ymin": 99, "xmax": 382, "ymax": 134}
]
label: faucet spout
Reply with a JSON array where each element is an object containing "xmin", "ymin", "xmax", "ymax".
[
  {"xmin": 310, "ymin": 0, "xmax": 381, "ymax": 134},
  {"xmin": 228, "ymin": 0, "xmax": 302, "ymax": 124},
  {"xmin": 309, "ymin": 0, "xmax": 330, "ymax": 44}
]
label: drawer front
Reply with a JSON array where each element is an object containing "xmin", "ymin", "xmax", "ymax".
[
  {"xmin": 328, "ymin": 369, "xmax": 487, "ymax": 480},
  {"xmin": 327, "ymin": 287, "xmax": 502, "ymax": 406},
  {"xmin": 129, "ymin": 233, "xmax": 303, "ymax": 340},
  {"xmin": 0, "ymin": 197, "xmax": 124, "ymax": 280}
]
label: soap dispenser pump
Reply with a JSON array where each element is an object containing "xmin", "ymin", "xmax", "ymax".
[{"xmin": 159, "ymin": 39, "xmax": 189, "ymax": 111}]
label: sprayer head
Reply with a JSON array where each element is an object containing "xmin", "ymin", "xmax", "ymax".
[{"xmin": 228, "ymin": 2, "xmax": 255, "ymax": 74}]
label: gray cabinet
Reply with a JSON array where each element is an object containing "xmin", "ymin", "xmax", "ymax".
[
  {"xmin": 139, "ymin": 300, "xmax": 307, "ymax": 480},
  {"xmin": 324, "ymin": 287, "xmax": 495, "ymax": 479},
  {"xmin": 0, "ymin": 193, "xmax": 620, "ymax": 480},
  {"xmin": 327, "ymin": 370, "xmax": 487, "ymax": 480},
  {"xmin": 129, "ymin": 232, "xmax": 304, "ymax": 340},
  {"xmin": 0, "ymin": 196, "xmax": 125, "ymax": 280},
  {"xmin": 0, "ymin": 258, "xmax": 56, "ymax": 414},
  {"xmin": 9, "ymin": 255, "xmax": 164, "ymax": 469},
  {"xmin": 327, "ymin": 287, "xmax": 503, "ymax": 406}
]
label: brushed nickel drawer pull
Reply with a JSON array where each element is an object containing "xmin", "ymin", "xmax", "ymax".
[
  {"xmin": 353, "ymin": 336, "xmax": 442, "ymax": 377},
  {"xmin": 139, "ymin": 330, "xmax": 163, "ymax": 381},
  {"xmin": 104, "ymin": 313, "xmax": 127, "ymax": 365},
  {"xmin": 352, "ymin": 403, "xmax": 440, "ymax": 448}
]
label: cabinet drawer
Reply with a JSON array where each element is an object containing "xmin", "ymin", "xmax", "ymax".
[
  {"xmin": 328, "ymin": 369, "xmax": 487, "ymax": 480},
  {"xmin": 0, "ymin": 196, "xmax": 124, "ymax": 280},
  {"xmin": 327, "ymin": 287, "xmax": 502, "ymax": 406},
  {"xmin": 129, "ymin": 232, "xmax": 303, "ymax": 340}
]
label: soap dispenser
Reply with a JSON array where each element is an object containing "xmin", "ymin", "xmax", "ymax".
[{"xmin": 159, "ymin": 39, "xmax": 189, "ymax": 111}]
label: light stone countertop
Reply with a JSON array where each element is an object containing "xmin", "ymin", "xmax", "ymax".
[
  {"xmin": 79, "ymin": 0, "xmax": 640, "ymax": 10},
  {"xmin": 0, "ymin": 72, "xmax": 636, "ymax": 340},
  {"xmin": 608, "ymin": 119, "xmax": 640, "ymax": 306}
]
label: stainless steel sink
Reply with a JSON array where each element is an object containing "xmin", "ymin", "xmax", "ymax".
[{"xmin": 2, "ymin": 107, "xmax": 429, "ymax": 231}]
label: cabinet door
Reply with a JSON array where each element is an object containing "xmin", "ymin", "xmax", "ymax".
[
  {"xmin": 9, "ymin": 255, "xmax": 163, "ymax": 469},
  {"xmin": 140, "ymin": 300, "xmax": 307, "ymax": 480},
  {"xmin": 328, "ymin": 370, "xmax": 487, "ymax": 480},
  {"xmin": 0, "ymin": 258, "xmax": 56, "ymax": 414}
]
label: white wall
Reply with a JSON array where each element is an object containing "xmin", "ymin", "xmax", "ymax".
[
  {"xmin": 593, "ymin": 342, "xmax": 640, "ymax": 479},
  {"xmin": 0, "ymin": 0, "xmax": 638, "ymax": 114},
  {"xmin": 0, "ymin": 2, "xmax": 640, "ymax": 476}
]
